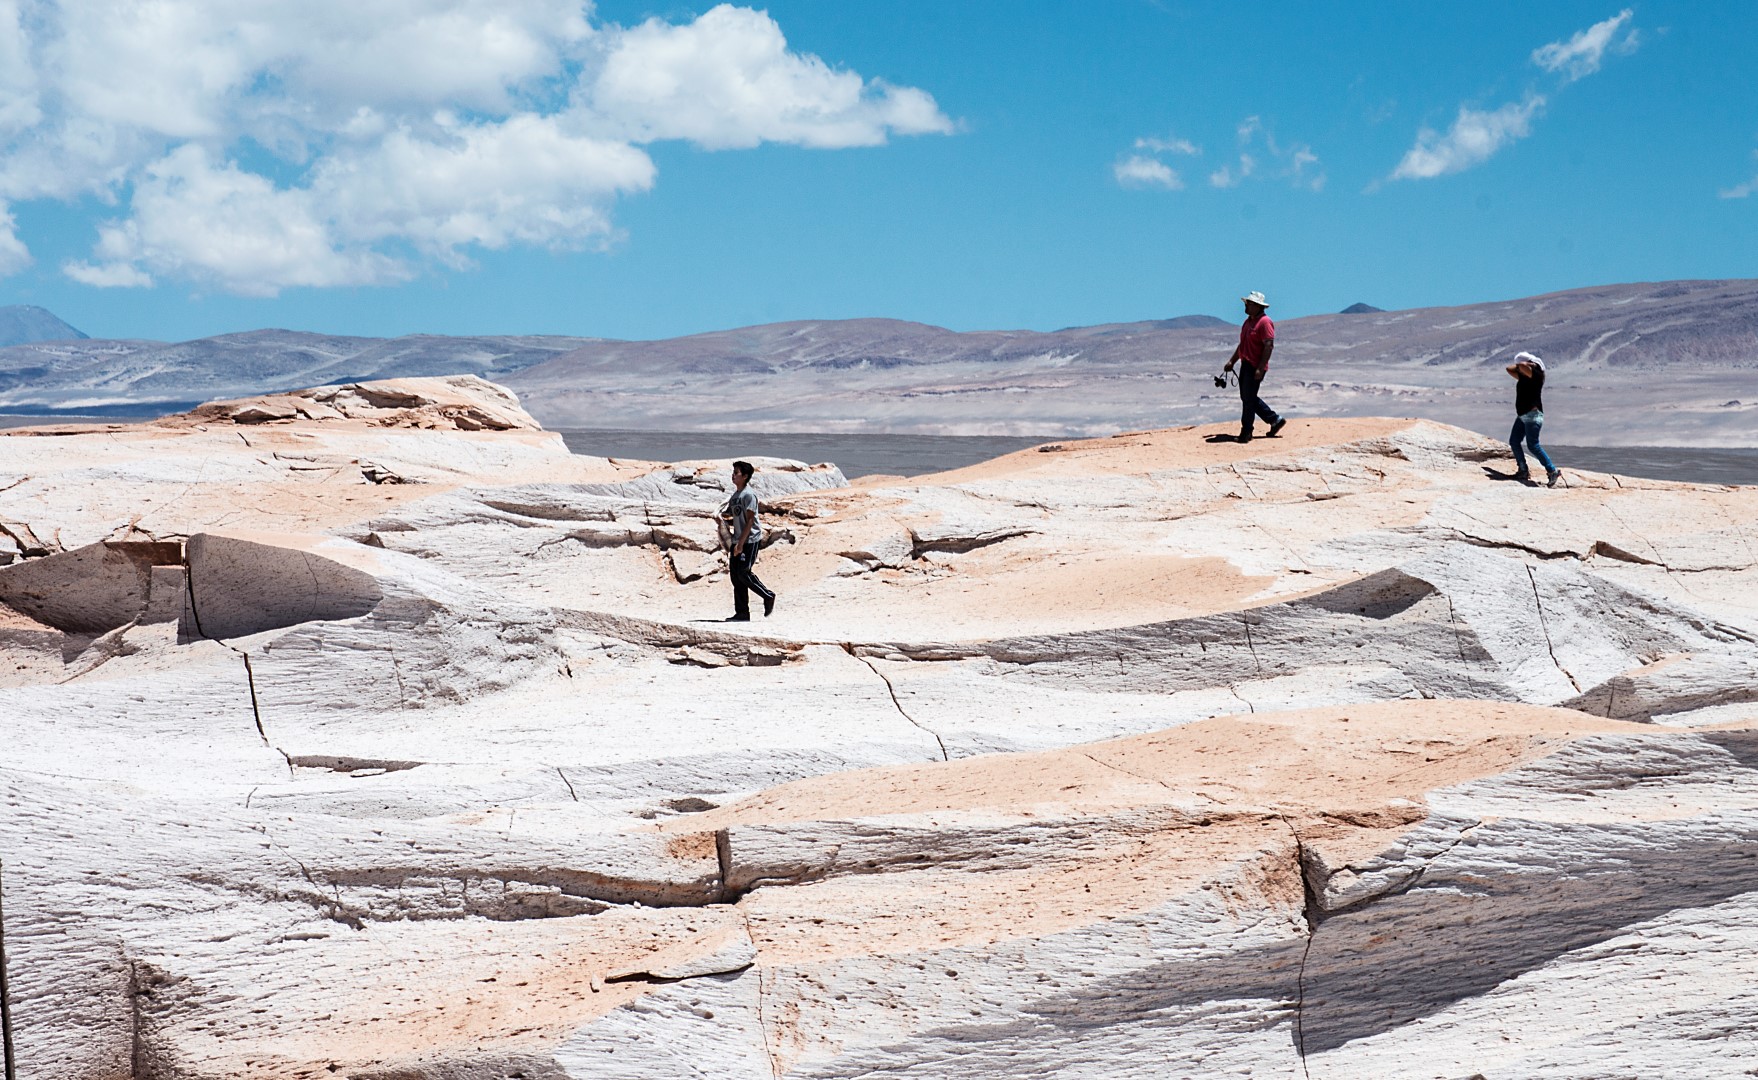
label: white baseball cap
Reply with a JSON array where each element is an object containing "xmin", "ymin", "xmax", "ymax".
[{"xmin": 1241, "ymin": 290, "xmax": 1269, "ymax": 308}]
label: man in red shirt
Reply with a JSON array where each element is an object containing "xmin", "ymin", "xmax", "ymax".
[{"xmin": 1221, "ymin": 290, "xmax": 1286, "ymax": 443}]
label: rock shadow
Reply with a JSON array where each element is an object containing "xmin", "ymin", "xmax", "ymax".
[
  {"xmin": 1298, "ymin": 821, "xmax": 1758, "ymax": 1053},
  {"xmin": 845, "ymin": 820, "xmax": 1758, "ymax": 1068},
  {"xmin": 185, "ymin": 534, "xmax": 383, "ymax": 639},
  {"xmin": 1481, "ymin": 466, "xmax": 1531, "ymax": 483},
  {"xmin": 0, "ymin": 540, "xmax": 183, "ymax": 634},
  {"xmin": 1704, "ymin": 730, "xmax": 1758, "ymax": 772}
]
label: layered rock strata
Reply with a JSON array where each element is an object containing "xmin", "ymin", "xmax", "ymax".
[{"xmin": 1, "ymin": 378, "xmax": 1755, "ymax": 1077}]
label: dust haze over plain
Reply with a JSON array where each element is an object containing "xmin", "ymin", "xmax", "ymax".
[{"xmin": 4, "ymin": 278, "xmax": 1755, "ymax": 447}]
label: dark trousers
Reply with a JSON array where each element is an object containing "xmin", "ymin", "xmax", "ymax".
[
  {"xmin": 1238, "ymin": 364, "xmax": 1279, "ymax": 435},
  {"xmin": 730, "ymin": 545, "xmax": 774, "ymax": 618}
]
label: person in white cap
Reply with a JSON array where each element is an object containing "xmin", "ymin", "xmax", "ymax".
[
  {"xmin": 1506, "ymin": 351, "xmax": 1561, "ymax": 487},
  {"xmin": 1221, "ymin": 290, "xmax": 1285, "ymax": 442}
]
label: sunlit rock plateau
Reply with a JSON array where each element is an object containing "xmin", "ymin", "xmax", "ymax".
[{"xmin": 3, "ymin": 376, "xmax": 1757, "ymax": 1079}]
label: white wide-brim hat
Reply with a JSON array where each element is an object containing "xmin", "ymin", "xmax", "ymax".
[
  {"xmin": 1241, "ymin": 291, "xmax": 1269, "ymax": 308},
  {"xmin": 1514, "ymin": 350, "xmax": 1545, "ymax": 370}
]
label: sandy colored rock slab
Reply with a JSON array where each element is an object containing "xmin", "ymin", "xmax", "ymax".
[
  {"xmin": 687, "ymin": 700, "xmax": 1632, "ymax": 829},
  {"xmin": 2, "ymin": 383, "xmax": 1756, "ymax": 1077},
  {"xmin": 175, "ymin": 374, "xmax": 546, "ymax": 432}
]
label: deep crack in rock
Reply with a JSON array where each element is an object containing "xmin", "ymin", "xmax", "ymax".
[{"xmin": 844, "ymin": 644, "xmax": 950, "ymax": 761}]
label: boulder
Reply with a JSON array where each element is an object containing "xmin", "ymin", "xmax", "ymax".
[{"xmin": 180, "ymin": 374, "xmax": 544, "ymax": 432}]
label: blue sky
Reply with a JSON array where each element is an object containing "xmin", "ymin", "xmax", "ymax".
[{"xmin": 0, "ymin": 1, "xmax": 1753, "ymax": 342}]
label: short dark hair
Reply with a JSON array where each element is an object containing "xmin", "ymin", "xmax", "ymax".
[{"xmin": 732, "ymin": 460, "xmax": 755, "ymax": 477}]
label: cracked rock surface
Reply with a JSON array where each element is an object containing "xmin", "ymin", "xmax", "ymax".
[{"xmin": 2, "ymin": 381, "xmax": 1756, "ymax": 1078}]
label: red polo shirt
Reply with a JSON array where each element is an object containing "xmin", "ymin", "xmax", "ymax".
[{"xmin": 1238, "ymin": 314, "xmax": 1275, "ymax": 372}]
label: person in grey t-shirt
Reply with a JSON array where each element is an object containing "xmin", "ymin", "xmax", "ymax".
[{"xmin": 721, "ymin": 460, "xmax": 776, "ymax": 621}]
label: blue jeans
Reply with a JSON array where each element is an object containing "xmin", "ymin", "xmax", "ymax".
[
  {"xmin": 1238, "ymin": 364, "xmax": 1279, "ymax": 434},
  {"xmin": 1510, "ymin": 410, "xmax": 1556, "ymax": 474}
]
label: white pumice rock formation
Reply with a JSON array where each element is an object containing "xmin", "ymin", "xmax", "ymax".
[{"xmin": 1, "ymin": 379, "xmax": 1756, "ymax": 1078}]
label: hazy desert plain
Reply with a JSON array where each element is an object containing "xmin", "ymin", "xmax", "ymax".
[
  {"xmin": 5, "ymin": 278, "xmax": 1757, "ymax": 447},
  {"xmin": 1, "ymin": 373, "xmax": 1755, "ymax": 1078}
]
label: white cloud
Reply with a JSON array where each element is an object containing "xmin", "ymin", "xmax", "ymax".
[
  {"xmin": 1114, "ymin": 155, "xmax": 1181, "ymax": 190},
  {"xmin": 61, "ymin": 259, "xmax": 151, "ymax": 289},
  {"xmin": 580, "ymin": 4, "xmax": 950, "ymax": 150},
  {"xmin": 66, "ymin": 145, "xmax": 403, "ymax": 295},
  {"xmin": 1116, "ymin": 121, "xmax": 1317, "ymax": 194},
  {"xmin": 1390, "ymin": 11, "xmax": 1636, "ymax": 184},
  {"xmin": 1134, "ymin": 135, "xmax": 1198, "ymax": 156},
  {"xmin": 265, "ymin": 1, "xmax": 592, "ymax": 114},
  {"xmin": 1209, "ymin": 156, "xmax": 1254, "ymax": 189},
  {"xmin": 1390, "ymin": 95, "xmax": 1545, "ymax": 181},
  {"xmin": 71, "ymin": 118, "xmax": 660, "ymax": 294},
  {"xmin": 1208, "ymin": 116, "xmax": 1322, "ymax": 191},
  {"xmin": 1532, "ymin": 9, "xmax": 1638, "ymax": 83},
  {"xmin": 1722, "ymin": 151, "xmax": 1758, "ymax": 199},
  {"xmin": 0, "ymin": 1, "xmax": 952, "ymax": 293},
  {"xmin": 0, "ymin": 202, "xmax": 29, "ymax": 275},
  {"xmin": 36, "ymin": 0, "xmax": 589, "ymax": 143},
  {"xmin": 0, "ymin": 0, "xmax": 40, "ymax": 136},
  {"xmin": 1114, "ymin": 132, "xmax": 1200, "ymax": 191},
  {"xmin": 1288, "ymin": 148, "xmax": 1324, "ymax": 192},
  {"xmin": 317, "ymin": 115, "xmax": 656, "ymax": 256}
]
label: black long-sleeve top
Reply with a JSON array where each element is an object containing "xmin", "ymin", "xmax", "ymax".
[{"xmin": 1514, "ymin": 368, "xmax": 1545, "ymax": 415}]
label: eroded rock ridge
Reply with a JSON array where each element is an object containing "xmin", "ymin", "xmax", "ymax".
[{"xmin": 1, "ymin": 378, "xmax": 1756, "ymax": 1078}]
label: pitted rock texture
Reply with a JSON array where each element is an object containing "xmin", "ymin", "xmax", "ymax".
[{"xmin": 1, "ymin": 381, "xmax": 1756, "ymax": 1078}]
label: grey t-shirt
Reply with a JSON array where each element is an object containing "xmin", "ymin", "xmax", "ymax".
[{"xmin": 725, "ymin": 488, "xmax": 761, "ymax": 545}]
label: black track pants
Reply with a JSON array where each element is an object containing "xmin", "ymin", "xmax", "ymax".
[{"xmin": 730, "ymin": 545, "xmax": 774, "ymax": 618}]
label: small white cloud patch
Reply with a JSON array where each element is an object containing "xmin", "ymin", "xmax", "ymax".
[
  {"xmin": 1113, "ymin": 131, "xmax": 1198, "ymax": 191},
  {"xmin": 1721, "ymin": 150, "xmax": 1758, "ymax": 199},
  {"xmin": 0, "ymin": 203, "xmax": 30, "ymax": 275},
  {"xmin": 1391, "ymin": 96, "xmax": 1545, "ymax": 181},
  {"xmin": 1208, "ymin": 157, "xmax": 1253, "ymax": 189},
  {"xmin": 1134, "ymin": 135, "xmax": 1200, "ymax": 156},
  {"xmin": 1114, "ymin": 155, "xmax": 1182, "ymax": 190},
  {"xmin": 1532, "ymin": 8, "xmax": 1639, "ymax": 83},
  {"xmin": 1208, "ymin": 116, "xmax": 1322, "ymax": 191},
  {"xmin": 1117, "ymin": 121, "xmax": 1317, "ymax": 193}
]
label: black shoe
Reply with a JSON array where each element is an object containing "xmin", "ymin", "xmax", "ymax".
[
  {"xmin": 725, "ymin": 614, "xmax": 750, "ymax": 622},
  {"xmin": 763, "ymin": 594, "xmax": 776, "ymax": 617},
  {"xmin": 1237, "ymin": 430, "xmax": 1253, "ymax": 443},
  {"xmin": 1267, "ymin": 418, "xmax": 1286, "ymax": 438}
]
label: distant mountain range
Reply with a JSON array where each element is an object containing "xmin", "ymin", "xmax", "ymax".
[
  {"xmin": 3, "ymin": 279, "xmax": 1755, "ymax": 445},
  {"xmin": 0, "ymin": 329, "xmax": 603, "ymax": 414},
  {"xmin": 494, "ymin": 279, "xmax": 1758, "ymax": 445},
  {"xmin": 0, "ymin": 305, "xmax": 87, "ymax": 347}
]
